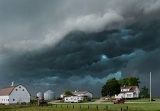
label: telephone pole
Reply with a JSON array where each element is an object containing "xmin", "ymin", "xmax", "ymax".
[{"xmin": 150, "ymin": 72, "xmax": 152, "ymax": 102}]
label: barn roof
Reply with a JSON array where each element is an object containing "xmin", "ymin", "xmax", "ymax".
[{"xmin": 0, "ymin": 85, "xmax": 19, "ymax": 96}]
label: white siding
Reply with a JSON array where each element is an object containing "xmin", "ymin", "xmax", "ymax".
[
  {"xmin": 44, "ymin": 90, "xmax": 55, "ymax": 100},
  {"xmin": 64, "ymin": 96, "xmax": 84, "ymax": 103},
  {"xmin": 84, "ymin": 92, "xmax": 93, "ymax": 98},
  {"xmin": 0, "ymin": 85, "xmax": 30, "ymax": 104},
  {"xmin": 134, "ymin": 87, "xmax": 140, "ymax": 98},
  {"xmin": 0, "ymin": 96, "xmax": 9, "ymax": 104},
  {"xmin": 115, "ymin": 93, "xmax": 125, "ymax": 98},
  {"xmin": 115, "ymin": 86, "xmax": 140, "ymax": 99},
  {"xmin": 9, "ymin": 85, "xmax": 30, "ymax": 104},
  {"xmin": 73, "ymin": 92, "xmax": 93, "ymax": 98},
  {"xmin": 37, "ymin": 92, "xmax": 44, "ymax": 99}
]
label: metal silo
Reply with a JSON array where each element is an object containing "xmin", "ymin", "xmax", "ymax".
[
  {"xmin": 44, "ymin": 90, "xmax": 55, "ymax": 100},
  {"xmin": 36, "ymin": 92, "xmax": 44, "ymax": 99}
]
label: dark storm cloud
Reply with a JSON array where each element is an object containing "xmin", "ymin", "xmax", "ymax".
[{"xmin": 0, "ymin": 0, "xmax": 160, "ymax": 97}]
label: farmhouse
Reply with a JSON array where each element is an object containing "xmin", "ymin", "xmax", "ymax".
[
  {"xmin": 0, "ymin": 83, "xmax": 30, "ymax": 104},
  {"xmin": 72, "ymin": 91, "xmax": 93, "ymax": 98},
  {"xmin": 60, "ymin": 91, "xmax": 93, "ymax": 99},
  {"xmin": 115, "ymin": 86, "xmax": 140, "ymax": 99}
]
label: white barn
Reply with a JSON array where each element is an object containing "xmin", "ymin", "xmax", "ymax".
[
  {"xmin": 0, "ymin": 84, "xmax": 30, "ymax": 104},
  {"xmin": 115, "ymin": 86, "xmax": 140, "ymax": 99}
]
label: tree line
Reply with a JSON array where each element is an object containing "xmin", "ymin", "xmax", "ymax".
[{"xmin": 101, "ymin": 77, "xmax": 149, "ymax": 98}]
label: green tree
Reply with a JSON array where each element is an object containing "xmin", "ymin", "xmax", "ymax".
[
  {"xmin": 118, "ymin": 78, "xmax": 128, "ymax": 86},
  {"xmin": 128, "ymin": 76, "xmax": 140, "ymax": 87},
  {"xmin": 101, "ymin": 78, "xmax": 120, "ymax": 98},
  {"xmin": 140, "ymin": 86, "xmax": 149, "ymax": 98},
  {"xmin": 101, "ymin": 84, "xmax": 107, "ymax": 97},
  {"xmin": 64, "ymin": 90, "xmax": 72, "ymax": 96},
  {"xmin": 118, "ymin": 77, "xmax": 140, "ymax": 87}
]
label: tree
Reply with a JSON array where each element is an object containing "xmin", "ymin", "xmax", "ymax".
[
  {"xmin": 118, "ymin": 78, "xmax": 128, "ymax": 86},
  {"xmin": 101, "ymin": 78, "xmax": 120, "ymax": 98},
  {"xmin": 140, "ymin": 86, "xmax": 149, "ymax": 98},
  {"xmin": 128, "ymin": 77, "xmax": 140, "ymax": 87},
  {"xmin": 101, "ymin": 84, "xmax": 107, "ymax": 97},
  {"xmin": 118, "ymin": 77, "xmax": 140, "ymax": 87},
  {"xmin": 64, "ymin": 90, "xmax": 72, "ymax": 96}
]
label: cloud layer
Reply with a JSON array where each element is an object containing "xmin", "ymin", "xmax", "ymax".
[{"xmin": 0, "ymin": 0, "xmax": 160, "ymax": 97}]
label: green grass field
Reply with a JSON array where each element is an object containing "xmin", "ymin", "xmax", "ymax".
[{"xmin": 0, "ymin": 103, "xmax": 160, "ymax": 111}]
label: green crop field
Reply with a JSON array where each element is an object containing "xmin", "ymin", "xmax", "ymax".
[{"xmin": 0, "ymin": 103, "xmax": 160, "ymax": 111}]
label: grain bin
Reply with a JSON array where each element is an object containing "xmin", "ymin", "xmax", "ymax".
[
  {"xmin": 36, "ymin": 92, "xmax": 44, "ymax": 99},
  {"xmin": 44, "ymin": 90, "xmax": 55, "ymax": 100}
]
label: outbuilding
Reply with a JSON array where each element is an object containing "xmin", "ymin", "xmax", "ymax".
[
  {"xmin": 0, "ymin": 83, "xmax": 30, "ymax": 104},
  {"xmin": 44, "ymin": 90, "xmax": 55, "ymax": 100}
]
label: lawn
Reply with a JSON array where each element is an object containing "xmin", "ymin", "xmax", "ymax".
[
  {"xmin": 104, "ymin": 98, "xmax": 160, "ymax": 103},
  {"xmin": 125, "ymin": 98, "xmax": 160, "ymax": 102},
  {"xmin": 0, "ymin": 103, "xmax": 160, "ymax": 111}
]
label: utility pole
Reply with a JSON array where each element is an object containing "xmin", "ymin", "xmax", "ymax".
[{"xmin": 150, "ymin": 72, "xmax": 152, "ymax": 103}]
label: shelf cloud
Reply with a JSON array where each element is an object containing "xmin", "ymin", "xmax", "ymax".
[{"xmin": 0, "ymin": 0, "xmax": 160, "ymax": 97}]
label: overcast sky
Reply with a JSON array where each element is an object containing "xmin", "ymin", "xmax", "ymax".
[{"xmin": 0, "ymin": 0, "xmax": 160, "ymax": 97}]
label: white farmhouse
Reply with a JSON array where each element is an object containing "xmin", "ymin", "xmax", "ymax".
[
  {"xmin": 0, "ymin": 83, "xmax": 30, "ymax": 104},
  {"xmin": 60, "ymin": 91, "xmax": 93, "ymax": 99},
  {"xmin": 115, "ymin": 86, "xmax": 140, "ymax": 99},
  {"xmin": 64, "ymin": 96, "xmax": 83, "ymax": 103}
]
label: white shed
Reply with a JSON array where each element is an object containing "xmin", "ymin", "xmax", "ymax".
[
  {"xmin": 44, "ymin": 90, "xmax": 55, "ymax": 100},
  {"xmin": 0, "ymin": 84, "xmax": 30, "ymax": 104}
]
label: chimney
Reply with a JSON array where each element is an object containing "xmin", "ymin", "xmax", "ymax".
[{"xmin": 11, "ymin": 81, "xmax": 14, "ymax": 86}]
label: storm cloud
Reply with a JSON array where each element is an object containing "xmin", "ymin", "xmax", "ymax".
[{"xmin": 0, "ymin": 0, "xmax": 160, "ymax": 97}]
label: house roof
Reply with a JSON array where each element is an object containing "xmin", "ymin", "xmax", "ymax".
[
  {"xmin": 72, "ymin": 91, "xmax": 91, "ymax": 95},
  {"xmin": 121, "ymin": 86, "xmax": 137, "ymax": 93},
  {"xmin": 0, "ymin": 85, "xmax": 19, "ymax": 96}
]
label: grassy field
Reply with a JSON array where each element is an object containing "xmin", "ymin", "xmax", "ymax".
[{"xmin": 0, "ymin": 103, "xmax": 160, "ymax": 111}]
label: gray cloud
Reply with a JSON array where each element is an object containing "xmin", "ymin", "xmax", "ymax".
[{"xmin": 0, "ymin": 0, "xmax": 160, "ymax": 97}]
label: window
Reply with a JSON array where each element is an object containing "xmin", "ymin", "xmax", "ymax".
[
  {"xmin": 8, "ymin": 99, "xmax": 9, "ymax": 101},
  {"xmin": 16, "ymin": 89, "xmax": 18, "ymax": 91},
  {"xmin": 23, "ymin": 89, "xmax": 24, "ymax": 91},
  {"xmin": 19, "ymin": 86, "xmax": 21, "ymax": 88},
  {"xmin": 13, "ymin": 99, "xmax": 15, "ymax": 101},
  {"xmin": 127, "ymin": 94, "xmax": 132, "ymax": 97}
]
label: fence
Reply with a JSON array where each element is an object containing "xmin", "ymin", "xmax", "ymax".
[{"xmin": 43, "ymin": 104, "xmax": 129, "ymax": 111}]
